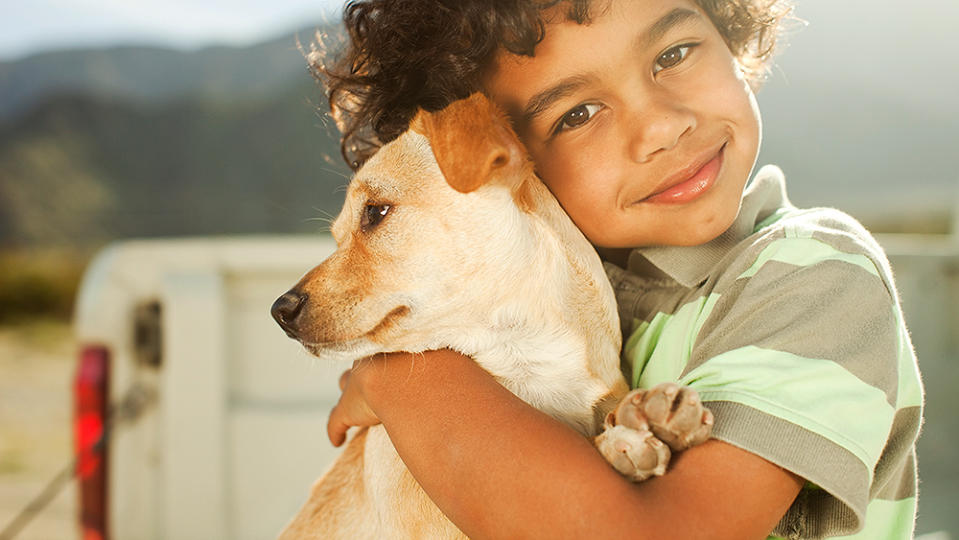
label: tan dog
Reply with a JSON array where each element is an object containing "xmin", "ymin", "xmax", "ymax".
[{"xmin": 271, "ymin": 94, "xmax": 712, "ymax": 539}]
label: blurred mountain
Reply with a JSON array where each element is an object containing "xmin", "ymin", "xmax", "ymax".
[
  {"xmin": 0, "ymin": 26, "xmax": 351, "ymax": 248},
  {"xmin": 0, "ymin": 83, "xmax": 349, "ymax": 246},
  {"xmin": 0, "ymin": 25, "xmax": 331, "ymax": 122}
]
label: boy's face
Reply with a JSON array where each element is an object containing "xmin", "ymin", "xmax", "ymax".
[{"xmin": 485, "ymin": 0, "xmax": 762, "ymax": 248}]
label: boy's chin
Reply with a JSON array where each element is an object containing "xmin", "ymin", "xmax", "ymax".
[{"xmin": 669, "ymin": 210, "xmax": 741, "ymax": 247}]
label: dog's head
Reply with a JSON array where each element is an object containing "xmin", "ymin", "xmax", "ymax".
[{"xmin": 271, "ymin": 93, "xmax": 553, "ymax": 359}]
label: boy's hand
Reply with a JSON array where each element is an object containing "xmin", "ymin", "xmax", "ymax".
[{"xmin": 327, "ymin": 358, "xmax": 381, "ymax": 447}]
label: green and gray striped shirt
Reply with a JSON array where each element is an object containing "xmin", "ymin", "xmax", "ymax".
[{"xmin": 605, "ymin": 166, "xmax": 923, "ymax": 539}]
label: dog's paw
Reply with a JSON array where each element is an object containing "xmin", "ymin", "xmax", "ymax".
[
  {"xmin": 612, "ymin": 382, "xmax": 714, "ymax": 452},
  {"xmin": 594, "ymin": 383, "xmax": 713, "ymax": 482},
  {"xmin": 594, "ymin": 425, "xmax": 671, "ymax": 482}
]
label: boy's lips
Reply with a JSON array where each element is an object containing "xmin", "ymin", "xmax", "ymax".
[{"xmin": 638, "ymin": 144, "xmax": 726, "ymax": 205}]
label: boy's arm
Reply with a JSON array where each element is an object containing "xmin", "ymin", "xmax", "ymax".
[{"xmin": 331, "ymin": 349, "xmax": 803, "ymax": 540}]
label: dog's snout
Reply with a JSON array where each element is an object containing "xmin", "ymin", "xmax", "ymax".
[{"xmin": 271, "ymin": 290, "xmax": 308, "ymax": 337}]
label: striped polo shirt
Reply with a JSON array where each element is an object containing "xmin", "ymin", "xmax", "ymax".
[{"xmin": 604, "ymin": 165, "xmax": 923, "ymax": 539}]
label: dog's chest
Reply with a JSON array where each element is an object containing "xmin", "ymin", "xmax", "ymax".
[
  {"xmin": 363, "ymin": 427, "xmax": 468, "ymax": 539},
  {"xmin": 469, "ymin": 330, "xmax": 609, "ymax": 435}
]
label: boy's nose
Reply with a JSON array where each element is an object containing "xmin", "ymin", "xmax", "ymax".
[{"xmin": 626, "ymin": 100, "xmax": 696, "ymax": 163}]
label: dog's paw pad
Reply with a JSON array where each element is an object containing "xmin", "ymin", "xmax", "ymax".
[
  {"xmin": 640, "ymin": 382, "xmax": 713, "ymax": 451},
  {"xmin": 595, "ymin": 425, "xmax": 671, "ymax": 482},
  {"xmin": 607, "ymin": 383, "xmax": 713, "ymax": 453}
]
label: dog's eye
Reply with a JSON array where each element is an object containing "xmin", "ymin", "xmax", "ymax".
[{"xmin": 361, "ymin": 203, "xmax": 391, "ymax": 231}]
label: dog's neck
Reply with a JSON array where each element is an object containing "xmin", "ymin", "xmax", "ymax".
[{"xmin": 441, "ymin": 179, "xmax": 627, "ymax": 435}]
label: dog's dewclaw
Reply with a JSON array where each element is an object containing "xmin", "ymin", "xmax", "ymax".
[{"xmin": 594, "ymin": 425, "xmax": 671, "ymax": 482}]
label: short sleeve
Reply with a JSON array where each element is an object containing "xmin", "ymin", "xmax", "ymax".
[{"xmin": 678, "ymin": 235, "xmax": 907, "ymax": 537}]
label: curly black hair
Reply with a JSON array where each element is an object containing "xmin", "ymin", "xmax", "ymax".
[{"xmin": 308, "ymin": 0, "xmax": 792, "ymax": 169}]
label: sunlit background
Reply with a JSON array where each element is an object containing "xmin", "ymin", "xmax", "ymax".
[{"xmin": 0, "ymin": 0, "xmax": 956, "ymax": 538}]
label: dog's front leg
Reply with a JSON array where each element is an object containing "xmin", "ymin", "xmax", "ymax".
[{"xmin": 593, "ymin": 382, "xmax": 713, "ymax": 482}]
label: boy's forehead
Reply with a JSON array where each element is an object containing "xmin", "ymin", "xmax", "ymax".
[
  {"xmin": 484, "ymin": 0, "xmax": 709, "ymax": 120},
  {"xmin": 517, "ymin": 0, "xmax": 705, "ymax": 56}
]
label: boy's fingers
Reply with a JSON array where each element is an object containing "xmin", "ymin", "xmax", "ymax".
[{"xmin": 338, "ymin": 369, "xmax": 350, "ymax": 391}]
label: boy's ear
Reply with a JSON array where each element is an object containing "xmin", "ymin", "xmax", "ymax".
[{"xmin": 412, "ymin": 93, "xmax": 528, "ymax": 194}]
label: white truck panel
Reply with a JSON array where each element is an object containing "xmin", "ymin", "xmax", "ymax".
[
  {"xmin": 73, "ymin": 236, "xmax": 343, "ymax": 540},
  {"xmin": 161, "ymin": 270, "xmax": 228, "ymax": 540}
]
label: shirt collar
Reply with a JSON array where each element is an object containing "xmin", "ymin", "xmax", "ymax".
[{"xmin": 625, "ymin": 165, "xmax": 792, "ymax": 288}]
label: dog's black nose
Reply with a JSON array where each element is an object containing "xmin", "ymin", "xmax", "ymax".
[{"xmin": 271, "ymin": 290, "xmax": 308, "ymax": 337}]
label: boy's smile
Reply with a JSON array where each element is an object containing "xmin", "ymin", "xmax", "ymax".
[{"xmin": 484, "ymin": 0, "xmax": 762, "ymax": 249}]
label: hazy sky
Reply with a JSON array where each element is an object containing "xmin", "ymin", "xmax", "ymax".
[
  {"xmin": 4, "ymin": 0, "xmax": 958, "ymax": 64},
  {"xmin": 0, "ymin": 0, "xmax": 344, "ymax": 60}
]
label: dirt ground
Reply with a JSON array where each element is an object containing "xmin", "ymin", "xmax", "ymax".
[{"xmin": 0, "ymin": 320, "xmax": 77, "ymax": 540}]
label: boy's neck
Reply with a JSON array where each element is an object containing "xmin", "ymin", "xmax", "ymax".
[{"xmin": 596, "ymin": 247, "xmax": 631, "ymax": 268}]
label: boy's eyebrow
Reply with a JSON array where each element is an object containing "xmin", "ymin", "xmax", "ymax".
[
  {"xmin": 520, "ymin": 7, "xmax": 702, "ymax": 125},
  {"xmin": 641, "ymin": 7, "xmax": 701, "ymax": 50},
  {"xmin": 521, "ymin": 75, "xmax": 592, "ymax": 125}
]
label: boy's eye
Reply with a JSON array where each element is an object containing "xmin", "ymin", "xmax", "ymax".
[
  {"xmin": 554, "ymin": 103, "xmax": 602, "ymax": 134},
  {"xmin": 654, "ymin": 44, "xmax": 695, "ymax": 74}
]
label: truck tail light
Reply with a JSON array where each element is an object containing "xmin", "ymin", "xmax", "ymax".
[{"xmin": 75, "ymin": 345, "xmax": 110, "ymax": 540}]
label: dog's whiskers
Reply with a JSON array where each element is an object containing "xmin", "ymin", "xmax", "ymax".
[
  {"xmin": 303, "ymin": 210, "xmax": 337, "ymax": 233},
  {"xmin": 318, "ymin": 165, "xmax": 351, "ymax": 181}
]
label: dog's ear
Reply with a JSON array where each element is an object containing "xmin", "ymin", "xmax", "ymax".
[{"xmin": 412, "ymin": 93, "xmax": 529, "ymax": 195}]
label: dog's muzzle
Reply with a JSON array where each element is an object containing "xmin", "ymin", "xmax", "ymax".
[{"xmin": 271, "ymin": 290, "xmax": 308, "ymax": 338}]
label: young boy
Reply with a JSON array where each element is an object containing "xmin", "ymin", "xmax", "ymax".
[{"xmin": 317, "ymin": 1, "xmax": 923, "ymax": 538}]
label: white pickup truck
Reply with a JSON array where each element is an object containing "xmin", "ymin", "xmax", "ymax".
[
  {"xmin": 72, "ymin": 236, "xmax": 345, "ymax": 540},
  {"xmin": 71, "ymin": 232, "xmax": 958, "ymax": 540}
]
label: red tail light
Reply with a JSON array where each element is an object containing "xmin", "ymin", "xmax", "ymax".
[{"xmin": 75, "ymin": 345, "xmax": 110, "ymax": 540}]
